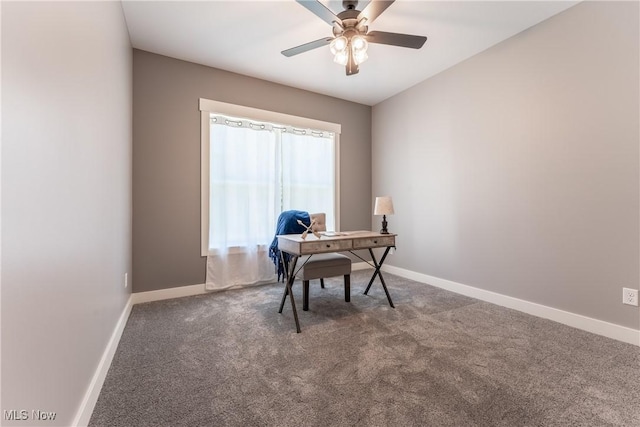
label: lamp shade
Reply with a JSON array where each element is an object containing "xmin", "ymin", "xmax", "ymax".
[{"xmin": 374, "ymin": 196, "xmax": 395, "ymax": 215}]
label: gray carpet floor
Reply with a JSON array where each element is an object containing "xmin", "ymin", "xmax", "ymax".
[{"xmin": 90, "ymin": 270, "xmax": 640, "ymax": 426}]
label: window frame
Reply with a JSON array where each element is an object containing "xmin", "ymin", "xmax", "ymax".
[{"xmin": 199, "ymin": 98, "xmax": 342, "ymax": 257}]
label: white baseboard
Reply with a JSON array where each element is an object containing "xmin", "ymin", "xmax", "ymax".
[
  {"xmin": 131, "ymin": 283, "xmax": 208, "ymax": 304},
  {"xmin": 72, "ymin": 295, "xmax": 134, "ymax": 426},
  {"xmin": 382, "ymin": 265, "xmax": 640, "ymax": 347},
  {"xmin": 352, "ymin": 261, "xmax": 371, "ymax": 271},
  {"xmin": 131, "ymin": 264, "xmax": 372, "ymax": 304}
]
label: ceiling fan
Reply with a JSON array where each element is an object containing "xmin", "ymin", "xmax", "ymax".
[{"xmin": 282, "ymin": 0, "xmax": 427, "ymax": 76}]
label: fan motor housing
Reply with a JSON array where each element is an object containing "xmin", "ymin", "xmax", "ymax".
[
  {"xmin": 333, "ymin": 19, "xmax": 367, "ymax": 37},
  {"xmin": 342, "ymin": 0, "xmax": 359, "ymax": 10},
  {"xmin": 333, "ymin": 3, "xmax": 367, "ymax": 39}
]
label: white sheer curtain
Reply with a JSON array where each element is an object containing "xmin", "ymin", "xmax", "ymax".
[
  {"xmin": 205, "ymin": 115, "xmax": 335, "ymax": 290},
  {"xmin": 281, "ymin": 132, "xmax": 335, "ymax": 231},
  {"xmin": 206, "ymin": 122, "xmax": 279, "ymax": 290}
]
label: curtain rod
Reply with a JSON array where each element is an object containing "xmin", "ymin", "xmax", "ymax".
[{"xmin": 210, "ymin": 115, "xmax": 333, "ymax": 138}]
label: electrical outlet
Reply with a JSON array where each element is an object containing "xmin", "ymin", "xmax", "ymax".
[
  {"xmin": 124, "ymin": 273, "xmax": 128, "ymax": 288},
  {"xmin": 622, "ymin": 288, "xmax": 638, "ymax": 306}
]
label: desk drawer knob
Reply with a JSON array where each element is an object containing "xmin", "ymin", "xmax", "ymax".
[
  {"xmin": 373, "ymin": 240, "xmax": 378, "ymax": 244},
  {"xmin": 326, "ymin": 244, "xmax": 331, "ymax": 248}
]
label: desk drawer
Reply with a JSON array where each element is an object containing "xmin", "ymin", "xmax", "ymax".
[
  {"xmin": 300, "ymin": 239, "xmax": 352, "ymax": 254},
  {"xmin": 353, "ymin": 235, "xmax": 395, "ymax": 249}
]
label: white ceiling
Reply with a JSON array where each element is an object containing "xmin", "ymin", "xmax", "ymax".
[{"xmin": 122, "ymin": 0, "xmax": 579, "ymax": 106}]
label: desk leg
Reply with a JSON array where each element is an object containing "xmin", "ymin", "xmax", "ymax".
[
  {"xmin": 364, "ymin": 247, "xmax": 395, "ymax": 308},
  {"xmin": 278, "ymin": 253, "xmax": 289, "ymax": 314},
  {"xmin": 277, "ymin": 254, "xmax": 301, "ymax": 333}
]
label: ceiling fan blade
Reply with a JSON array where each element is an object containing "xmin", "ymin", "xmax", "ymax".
[
  {"xmin": 281, "ymin": 37, "xmax": 333, "ymax": 57},
  {"xmin": 357, "ymin": 0, "xmax": 395, "ymax": 25},
  {"xmin": 296, "ymin": 0, "xmax": 340, "ymax": 26},
  {"xmin": 366, "ymin": 31, "xmax": 427, "ymax": 49}
]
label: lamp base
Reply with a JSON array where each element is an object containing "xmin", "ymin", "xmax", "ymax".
[{"xmin": 380, "ymin": 215, "xmax": 389, "ymax": 234}]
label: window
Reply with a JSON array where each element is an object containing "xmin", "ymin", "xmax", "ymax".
[{"xmin": 199, "ymin": 99, "xmax": 341, "ymax": 256}]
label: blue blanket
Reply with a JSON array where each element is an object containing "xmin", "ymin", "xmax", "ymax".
[{"xmin": 269, "ymin": 210, "xmax": 310, "ymax": 282}]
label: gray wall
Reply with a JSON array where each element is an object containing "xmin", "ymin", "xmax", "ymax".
[
  {"xmin": 133, "ymin": 50, "xmax": 372, "ymax": 293},
  {"xmin": 372, "ymin": 1, "xmax": 639, "ymax": 329},
  {"xmin": 1, "ymin": 2, "xmax": 132, "ymax": 426}
]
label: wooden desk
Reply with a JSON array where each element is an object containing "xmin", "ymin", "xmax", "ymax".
[{"xmin": 277, "ymin": 231, "xmax": 397, "ymax": 332}]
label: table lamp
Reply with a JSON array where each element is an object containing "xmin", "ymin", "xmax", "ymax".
[{"xmin": 374, "ymin": 196, "xmax": 394, "ymax": 234}]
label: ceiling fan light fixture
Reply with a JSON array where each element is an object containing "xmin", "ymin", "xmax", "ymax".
[
  {"xmin": 353, "ymin": 49, "xmax": 368, "ymax": 65},
  {"xmin": 351, "ymin": 34, "xmax": 368, "ymax": 52},
  {"xmin": 329, "ymin": 36, "xmax": 348, "ymax": 55},
  {"xmin": 333, "ymin": 50, "xmax": 349, "ymax": 65},
  {"xmin": 350, "ymin": 34, "xmax": 368, "ymax": 65}
]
